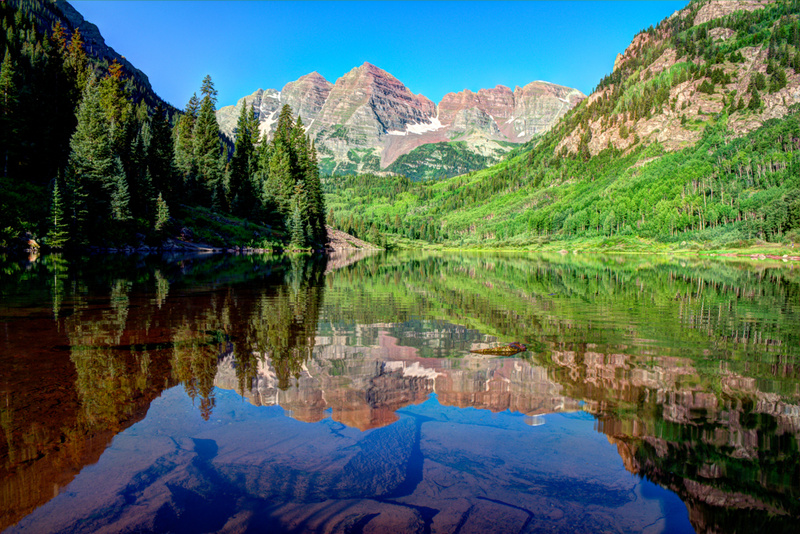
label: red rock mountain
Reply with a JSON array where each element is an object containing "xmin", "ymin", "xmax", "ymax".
[{"xmin": 217, "ymin": 62, "xmax": 585, "ymax": 175}]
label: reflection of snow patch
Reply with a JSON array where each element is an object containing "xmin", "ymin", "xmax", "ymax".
[
  {"xmin": 385, "ymin": 361, "xmax": 404, "ymax": 371},
  {"xmin": 558, "ymin": 97, "xmax": 570, "ymax": 104},
  {"xmin": 517, "ymin": 130, "xmax": 526, "ymax": 137},
  {"xmin": 387, "ymin": 116, "xmax": 445, "ymax": 136},
  {"xmin": 504, "ymin": 117, "xmax": 515, "ymax": 124},
  {"xmin": 402, "ymin": 361, "xmax": 441, "ymax": 380},
  {"xmin": 268, "ymin": 91, "xmax": 281, "ymax": 99}
]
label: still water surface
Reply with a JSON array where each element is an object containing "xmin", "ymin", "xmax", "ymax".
[{"xmin": 1, "ymin": 251, "xmax": 798, "ymax": 533}]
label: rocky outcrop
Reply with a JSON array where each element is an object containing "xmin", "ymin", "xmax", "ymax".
[
  {"xmin": 556, "ymin": 0, "xmax": 799, "ymax": 159},
  {"xmin": 693, "ymin": 0, "xmax": 768, "ymax": 25},
  {"xmin": 217, "ymin": 63, "xmax": 584, "ymax": 175}
]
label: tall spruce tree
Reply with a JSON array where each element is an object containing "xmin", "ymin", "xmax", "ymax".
[
  {"xmin": 193, "ymin": 76, "xmax": 223, "ymax": 207},
  {"xmin": 48, "ymin": 171, "xmax": 70, "ymax": 247},
  {"xmin": 66, "ymin": 75, "xmax": 115, "ymax": 243},
  {"xmin": 148, "ymin": 104, "xmax": 176, "ymax": 205},
  {"xmin": 0, "ymin": 48, "xmax": 18, "ymax": 177},
  {"xmin": 229, "ymin": 103, "xmax": 257, "ymax": 216},
  {"xmin": 174, "ymin": 92, "xmax": 199, "ymax": 183}
]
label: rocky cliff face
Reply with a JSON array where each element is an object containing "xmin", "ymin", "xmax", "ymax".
[
  {"xmin": 7, "ymin": 0, "xmax": 174, "ymax": 113},
  {"xmin": 555, "ymin": 0, "xmax": 800, "ymax": 158},
  {"xmin": 217, "ymin": 63, "xmax": 585, "ymax": 176}
]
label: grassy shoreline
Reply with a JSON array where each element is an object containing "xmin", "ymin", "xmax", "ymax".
[{"xmin": 387, "ymin": 235, "xmax": 800, "ymax": 259}]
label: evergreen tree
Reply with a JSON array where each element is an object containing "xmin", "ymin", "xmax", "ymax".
[
  {"xmin": 304, "ymin": 140, "xmax": 327, "ymax": 244},
  {"xmin": 154, "ymin": 192, "xmax": 170, "ymax": 232},
  {"xmin": 66, "ymin": 75, "xmax": 114, "ymax": 242},
  {"xmin": 65, "ymin": 27, "xmax": 88, "ymax": 92},
  {"xmin": 289, "ymin": 184, "xmax": 307, "ymax": 248},
  {"xmin": 193, "ymin": 76, "xmax": 223, "ymax": 207},
  {"xmin": 48, "ymin": 172, "xmax": 70, "ymax": 247},
  {"xmin": 108, "ymin": 157, "xmax": 132, "ymax": 223},
  {"xmin": 174, "ymin": 92, "xmax": 199, "ymax": 182},
  {"xmin": 148, "ymin": 104, "xmax": 177, "ymax": 204},
  {"xmin": 98, "ymin": 59, "xmax": 130, "ymax": 134},
  {"xmin": 268, "ymin": 141, "xmax": 294, "ymax": 218},
  {"xmin": 0, "ymin": 48, "xmax": 18, "ymax": 176},
  {"xmin": 229, "ymin": 103, "xmax": 257, "ymax": 216},
  {"xmin": 748, "ymin": 87, "xmax": 762, "ymax": 111}
]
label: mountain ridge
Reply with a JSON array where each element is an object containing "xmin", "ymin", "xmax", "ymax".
[{"xmin": 217, "ymin": 63, "xmax": 585, "ymax": 177}]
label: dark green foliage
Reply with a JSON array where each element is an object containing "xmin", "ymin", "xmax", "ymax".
[
  {"xmin": 193, "ymin": 76, "xmax": 223, "ymax": 206},
  {"xmin": 0, "ymin": 0, "xmax": 183, "ymax": 248},
  {"xmin": 228, "ymin": 103, "xmax": 259, "ymax": 217},
  {"xmin": 174, "ymin": 93, "xmax": 198, "ymax": 183},
  {"xmin": 697, "ymin": 80, "xmax": 715, "ymax": 94},
  {"xmin": 748, "ymin": 88, "xmax": 762, "ymax": 111}
]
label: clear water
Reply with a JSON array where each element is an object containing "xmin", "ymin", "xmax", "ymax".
[{"xmin": 1, "ymin": 251, "xmax": 798, "ymax": 533}]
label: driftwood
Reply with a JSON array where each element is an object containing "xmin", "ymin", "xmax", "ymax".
[{"xmin": 470, "ymin": 342, "xmax": 527, "ymax": 356}]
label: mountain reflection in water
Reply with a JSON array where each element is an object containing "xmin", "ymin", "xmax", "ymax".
[{"xmin": 1, "ymin": 251, "xmax": 798, "ymax": 533}]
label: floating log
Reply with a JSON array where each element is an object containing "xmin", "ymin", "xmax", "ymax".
[{"xmin": 470, "ymin": 342, "xmax": 528, "ymax": 356}]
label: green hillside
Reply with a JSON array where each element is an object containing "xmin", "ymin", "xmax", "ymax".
[{"xmin": 324, "ymin": 0, "xmax": 800, "ymax": 251}]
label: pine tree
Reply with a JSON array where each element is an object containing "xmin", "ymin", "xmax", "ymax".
[
  {"xmin": 748, "ymin": 87, "xmax": 762, "ymax": 111},
  {"xmin": 99, "ymin": 59, "xmax": 130, "ymax": 132},
  {"xmin": 229, "ymin": 103, "xmax": 257, "ymax": 216},
  {"xmin": 148, "ymin": 105, "xmax": 177, "ymax": 203},
  {"xmin": 0, "ymin": 48, "xmax": 18, "ymax": 176},
  {"xmin": 67, "ymin": 75, "xmax": 115, "ymax": 242},
  {"xmin": 304, "ymin": 140, "xmax": 326, "ymax": 244},
  {"xmin": 48, "ymin": 172, "xmax": 70, "ymax": 248},
  {"xmin": 65, "ymin": 28, "xmax": 88, "ymax": 93},
  {"xmin": 200, "ymin": 74, "xmax": 218, "ymax": 106},
  {"xmin": 289, "ymin": 184, "xmax": 307, "ymax": 249},
  {"xmin": 108, "ymin": 157, "xmax": 132, "ymax": 223},
  {"xmin": 154, "ymin": 192, "xmax": 170, "ymax": 232},
  {"xmin": 193, "ymin": 76, "xmax": 223, "ymax": 207}
]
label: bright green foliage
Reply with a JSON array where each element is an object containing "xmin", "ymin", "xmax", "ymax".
[
  {"xmin": 154, "ymin": 192, "xmax": 170, "ymax": 232},
  {"xmin": 48, "ymin": 173, "xmax": 69, "ymax": 248},
  {"xmin": 326, "ymin": 110, "xmax": 800, "ymax": 248}
]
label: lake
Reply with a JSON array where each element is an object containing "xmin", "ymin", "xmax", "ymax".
[{"xmin": 1, "ymin": 251, "xmax": 798, "ymax": 533}]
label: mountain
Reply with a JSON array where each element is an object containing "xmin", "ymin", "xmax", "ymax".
[
  {"xmin": 7, "ymin": 0, "xmax": 175, "ymax": 113},
  {"xmin": 325, "ymin": 0, "xmax": 800, "ymax": 249},
  {"xmin": 217, "ymin": 63, "xmax": 585, "ymax": 178}
]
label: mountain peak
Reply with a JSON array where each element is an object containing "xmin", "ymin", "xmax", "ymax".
[{"xmin": 300, "ymin": 71, "xmax": 331, "ymax": 85}]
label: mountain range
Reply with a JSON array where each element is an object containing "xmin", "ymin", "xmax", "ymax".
[{"xmin": 217, "ymin": 63, "xmax": 585, "ymax": 178}]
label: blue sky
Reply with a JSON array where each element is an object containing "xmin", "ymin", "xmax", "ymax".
[{"xmin": 71, "ymin": 1, "xmax": 689, "ymax": 109}]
